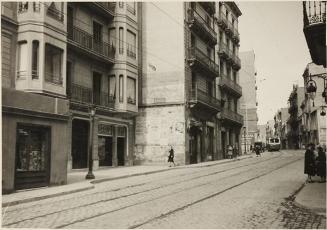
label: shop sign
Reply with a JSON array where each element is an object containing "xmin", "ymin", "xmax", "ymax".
[{"xmin": 98, "ymin": 124, "xmax": 113, "ymax": 136}]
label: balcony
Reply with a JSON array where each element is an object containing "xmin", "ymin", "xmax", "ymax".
[
  {"xmin": 218, "ymin": 42, "xmax": 229, "ymax": 60},
  {"xmin": 232, "ymin": 28, "xmax": 240, "ymax": 43},
  {"xmin": 220, "ymin": 109, "xmax": 243, "ymax": 126},
  {"xmin": 232, "ymin": 54, "xmax": 241, "ymax": 70},
  {"xmin": 187, "ymin": 8, "xmax": 217, "ymax": 45},
  {"xmin": 46, "ymin": 4, "xmax": 64, "ymax": 22},
  {"xmin": 217, "ymin": 11, "xmax": 228, "ymax": 29},
  {"xmin": 199, "ymin": 2, "xmax": 215, "ymax": 15},
  {"xmin": 218, "ymin": 74, "xmax": 242, "ymax": 98},
  {"xmin": 225, "ymin": 20, "xmax": 233, "ymax": 35},
  {"xmin": 190, "ymin": 87, "xmax": 221, "ymax": 115},
  {"xmin": 83, "ymin": 2, "xmax": 116, "ymax": 20},
  {"xmin": 187, "ymin": 47, "xmax": 219, "ymax": 78},
  {"xmin": 68, "ymin": 26, "xmax": 115, "ymax": 64},
  {"xmin": 303, "ymin": 1, "xmax": 326, "ymax": 67},
  {"xmin": 70, "ymin": 83, "xmax": 115, "ymax": 109}
]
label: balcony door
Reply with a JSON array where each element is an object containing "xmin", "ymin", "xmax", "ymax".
[
  {"xmin": 93, "ymin": 21, "xmax": 102, "ymax": 53},
  {"xmin": 67, "ymin": 7, "xmax": 73, "ymax": 38},
  {"xmin": 93, "ymin": 72, "xmax": 101, "ymax": 105}
]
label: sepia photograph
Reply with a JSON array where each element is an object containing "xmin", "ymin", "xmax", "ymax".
[{"xmin": 1, "ymin": 0, "xmax": 326, "ymax": 229}]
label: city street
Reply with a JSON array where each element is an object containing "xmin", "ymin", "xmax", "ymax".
[{"xmin": 2, "ymin": 151, "xmax": 326, "ymax": 229}]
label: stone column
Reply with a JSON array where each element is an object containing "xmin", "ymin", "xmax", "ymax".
[
  {"xmin": 112, "ymin": 125, "xmax": 118, "ymax": 166},
  {"xmin": 66, "ymin": 116, "xmax": 73, "ymax": 172}
]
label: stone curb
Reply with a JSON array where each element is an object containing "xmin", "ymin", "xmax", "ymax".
[
  {"xmin": 293, "ymin": 183, "xmax": 327, "ymax": 217},
  {"xmin": 2, "ymin": 154, "xmax": 255, "ymax": 207},
  {"xmin": 2, "ymin": 184, "xmax": 94, "ymax": 207}
]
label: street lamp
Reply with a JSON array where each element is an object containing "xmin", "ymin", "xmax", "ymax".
[
  {"xmin": 243, "ymin": 126, "xmax": 247, "ymax": 154},
  {"xmin": 86, "ymin": 106, "xmax": 96, "ymax": 179}
]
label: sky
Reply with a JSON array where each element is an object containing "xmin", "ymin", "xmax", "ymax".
[{"xmin": 238, "ymin": 1, "xmax": 312, "ymax": 125}]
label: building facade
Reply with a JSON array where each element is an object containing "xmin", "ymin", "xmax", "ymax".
[
  {"xmin": 135, "ymin": 2, "xmax": 243, "ymax": 165},
  {"xmin": 300, "ymin": 63, "xmax": 327, "ymax": 147},
  {"xmin": 66, "ymin": 2, "xmax": 139, "ymax": 170},
  {"xmin": 274, "ymin": 108, "xmax": 289, "ymax": 149},
  {"xmin": 2, "ymin": 2, "xmax": 70, "ymax": 193},
  {"xmin": 239, "ymin": 50, "xmax": 258, "ymax": 153},
  {"xmin": 286, "ymin": 85, "xmax": 305, "ymax": 149}
]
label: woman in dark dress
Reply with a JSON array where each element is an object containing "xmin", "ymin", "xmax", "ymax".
[
  {"xmin": 168, "ymin": 146, "xmax": 175, "ymax": 167},
  {"xmin": 304, "ymin": 144, "xmax": 315, "ymax": 183},
  {"xmin": 316, "ymin": 146, "xmax": 326, "ymax": 182}
]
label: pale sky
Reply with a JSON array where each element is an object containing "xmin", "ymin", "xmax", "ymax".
[{"xmin": 238, "ymin": 1, "xmax": 312, "ymax": 125}]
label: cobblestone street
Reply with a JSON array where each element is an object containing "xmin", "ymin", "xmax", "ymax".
[{"xmin": 2, "ymin": 151, "xmax": 326, "ymax": 229}]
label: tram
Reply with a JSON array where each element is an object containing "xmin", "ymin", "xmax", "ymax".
[{"xmin": 267, "ymin": 137, "xmax": 281, "ymax": 151}]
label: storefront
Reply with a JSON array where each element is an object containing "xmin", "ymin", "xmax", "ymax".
[{"xmin": 2, "ymin": 88, "xmax": 69, "ymax": 193}]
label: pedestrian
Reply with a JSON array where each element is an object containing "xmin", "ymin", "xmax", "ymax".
[
  {"xmin": 304, "ymin": 143, "xmax": 316, "ymax": 183},
  {"xmin": 168, "ymin": 146, "xmax": 175, "ymax": 167},
  {"xmin": 227, "ymin": 145, "xmax": 233, "ymax": 159},
  {"xmin": 255, "ymin": 144, "xmax": 261, "ymax": 157},
  {"xmin": 234, "ymin": 145, "xmax": 239, "ymax": 159},
  {"xmin": 316, "ymin": 145, "xmax": 326, "ymax": 183}
]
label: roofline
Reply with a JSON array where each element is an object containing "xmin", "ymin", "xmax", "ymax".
[{"xmin": 225, "ymin": 2, "xmax": 242, "ymax": 17}]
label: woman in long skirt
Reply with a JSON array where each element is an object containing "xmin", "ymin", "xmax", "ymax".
[
  {"xmin": 168, "ymin": 146, "xmax": 175, "ymax": 167},
  {"xmin": 304, "ymin": 144, "xmax": 316, "ymax": 183},
  {"xmin": 316, "ymin": 146, "xmax": 326, "ymax": 182}
]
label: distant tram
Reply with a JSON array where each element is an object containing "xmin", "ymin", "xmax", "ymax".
[{"xmin": 267, "ymin": 137, "xmax": 281, "ymax": 151}]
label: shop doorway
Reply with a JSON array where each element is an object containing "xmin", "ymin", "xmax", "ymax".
[
  {"xmin": 221, "ymin": 131, "xmax": 226, "ymax": 159},
  {"xmin": 98, "ymin": 136, "xmax": 113, "ymax": 166},
  {"xmin": 15, "ymin": 124, "xmax": 51, "ymax": 190},
  {"xmin": 117, "ymin": 137, "xmax": 125, "ymax": 166},
  {"xmin": 72, "ymin": 119, "xmax": 89, "ymax": 169}
]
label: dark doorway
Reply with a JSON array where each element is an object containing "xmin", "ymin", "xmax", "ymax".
[
  {"xmin": 221, "ymin": 131, "xmax": 226, "ymax": 159},
  {"xmin": 98, "ymin": 136, "xmax": 113, "ymax": 166},
  {"xmin": 72, "ymin": 119, "xmax": 89, "ymax": 169},
  {"xmin": 93, "ymin": 72, "xmax": 101, "ymax": 105},
  {"xmin": 15, "ymin": 124, "xmax": 51, "ymax": 190},
  {"xmin": 208, "ymin": 127, "xmax": 214, "ymax": 160},
  {"xmin": 117, "ymin": 137, "xmax": 125, "ymax": 166},
  {"xmin": 66, "ymin": 61, "xmax": 72, "ymax": 97},
  {"xmin": 190, "ymin": 127, "xmax": 199, "ymax": 164}
]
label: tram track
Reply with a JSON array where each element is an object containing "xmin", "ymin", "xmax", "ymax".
[{"xmin": 3, "ymin": 153, "xmax": 301, "ymax": 228}]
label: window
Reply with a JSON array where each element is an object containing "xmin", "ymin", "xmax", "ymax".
[
  {"xmin": 45, "ymin": 44, "xmax": 63, "ymax": 85},
  {"xmin": 47, "ymin": 2, "xmax": 64, "ymax": 22},
  {"xmin": 119, "ymin": 75, "xmax": 124, "ymax": 102},
  {"xmin": 108, "ymin": 28, "xmax": 116, "ymax": 48},
  {"xmin": 207, "ymin": 81, "xmax": 213, "ymax": 97},
  {"xmin": 93, "ymin": 21, "xmax": 102, "ymax": 43},
  {"xmin": 119, "ymin": 27, "xmax": 124, "ymax": 54},
  {"xmin": 18, "ymin": 2, "xmax": 28, "ymax": 13},
  {"xmin": 127, "ymin": 77, "xmax": 136, "ymax": 104},
  {"xmin": 32, "ymin": 41, "xmax": 39, "ymax": 79},
  {"xmin": 109, "ymin": 75, "xmax": 116, "ymax": 100},
  {"xmin": 119, "ymin": 2, "xmax": 124, "ymax": 8},
  {"xmin": 17, "ymin": 41, "xmax": 28, "ymax": 78},
  {"xmin": 2, "ymin": 33, "xmax": 12, "ymax": 87},
  {"xmin": 127, "ymin": 30, "xmax": 136, "ymax": 59},
  {"xmin": 127, "ymin": 2, "xmax": 136, "ymax": 15}
]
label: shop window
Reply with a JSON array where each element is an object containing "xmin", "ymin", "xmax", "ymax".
[
  {"xmin": 119, "ymin": 75, "xmax": 124, "ymax": 102},
  {"xmin": 32, "ymin": 41, "xmax": 39, "ymax": 79},
  {"xmin": 16, "ymin": 125, "xmax": 50, "ymax": 172},
  {"xmin": 127, "ymin": 77, "xmax": 136, "ymax": 104},
  {"xmin": 45, "ymin": 43, "xmax": 63, "ymax": 85},
  {"xmin": 17, "ymin": 41, "xmax": 28, "ymax": 78}
]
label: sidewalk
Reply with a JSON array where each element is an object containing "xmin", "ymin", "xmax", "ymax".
[
  {"xmin": 2, "ymin": 153, "xmax": 255, "ymax": 207},
  {"xmin": 295, "ymin": 177, "xmax": 326, "ymax": 216}
]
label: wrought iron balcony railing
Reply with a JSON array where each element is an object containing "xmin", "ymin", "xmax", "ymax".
[
  {"xmin": 46, "ymin": 4, "xmax": 64, "ymax": 22},
  {"xmin": 87, "ymin": 2, "xmax": 116, "ymax": 19},
  {"xmin": 219, "ymin": 74, "xmax": 242, "ymax": 97},
  {"xmin": 199, "ymin": 2, "xmax": 215, "ymax": 15},
  {"xmin": 190, "ymin": 87, "xmax": 221, "ymax": 111},
  {"xmin": 70, "ymin": 83, "xmax": 115, "ymax": 108},
  {"xmin": 68, "ymin": 26, "xmax": 116, "ymax": 62},
  {"xmin": 303, "ymin": 1, "xmax": 326, "ymax": 27},
  {"xmin": 187, "ymin": 8, "xmax": 217, "ymax": 45},
  {"xmin": 220, "ymin": 109, "xmax": 243, "ymax": 125},
  {"xmin": 188, "ymin": 47, "xmax": 219, "ymax": 77}
]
